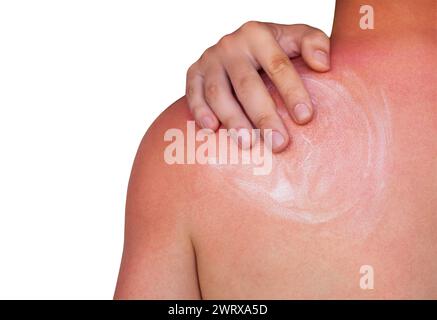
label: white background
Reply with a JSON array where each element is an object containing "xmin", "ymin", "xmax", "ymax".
[{"xmin": 0, "ymin": 0, "xmax": 335, "ymax": 299}]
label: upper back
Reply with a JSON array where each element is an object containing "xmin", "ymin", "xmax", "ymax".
[{"xmin": 141, "ymin": 38, "xmax": 437, "ymax": 299}]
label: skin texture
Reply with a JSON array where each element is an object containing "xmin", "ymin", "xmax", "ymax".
[
  {"xmin": 186, "ymin": 23, "xmax": 331, "ymax": 152},
  {"xmin": 212, "ymin": 65, "xmax": 392, "ymax": 232},
  {"xmin": 115, "ymin": 0, "xmax": 437, "ymax": 299}
]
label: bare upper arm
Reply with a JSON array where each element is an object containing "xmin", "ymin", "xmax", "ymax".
[{"xmin": 114, "ymin": 99, "xmax": 202, "ymax": 299}]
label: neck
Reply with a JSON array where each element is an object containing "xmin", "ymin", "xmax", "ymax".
[{"xmin": 331, "ymin": 0, "xmax": 437, "ymax": 45}]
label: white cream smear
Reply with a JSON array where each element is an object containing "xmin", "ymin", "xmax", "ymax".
[{"xmin": 209, "ymin": 71, "xmax": 392, "ymax": 238}]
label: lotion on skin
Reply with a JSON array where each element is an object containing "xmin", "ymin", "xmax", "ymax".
[{"xmin": 209, "ymin": 71, "xmax": 393, "ymax": 239}]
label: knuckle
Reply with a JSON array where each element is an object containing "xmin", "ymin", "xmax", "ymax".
[
  {"xmin": 199, "ymin": 47, "xmax": 214, "ymax": 63},
  {"xmin": 240, "ymin": 20, "xmax": 263, "ymax": 33},
  {"xmin": 254, "ymin": 112, "xmax": 273, "ymax": 128},
  {"xmin": 282, "ymin": 84, "xmax": 305, "ymax": 103},
  {"xmin": 205, "ymin": 82, "xmax": 220, "ymax": 101},
  {"xmin": 268, "ymin": 24, "xmax": 281, "ymax": 40},
  {"xmin": 236, "ymin": 74, "xmax": 255, "ymax": 96},
  {"xmin": 296, "ymin": 23, "xmax": 312, "ymax": 32},
  {"xmin": 311, "ymin": 28, "xmax": 328, "ymax": 38},
  {"xmin": 303, "ymin": 28, "xmax": 328, "ymax": 42},
  {"xmin": 268, "ymin": 55, "xmax": 291, "ymax": 77},
  {"xmin": 217, "ymin": 34, "xmax": 234, "ymax": 49}
]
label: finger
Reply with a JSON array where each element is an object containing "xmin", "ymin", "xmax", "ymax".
[
  {"xmin": 251, "ymin": 38, "xmax": 315, "ymax": 125},
  {"xmin": 267, "ymin": 23, "xmax": 330, "ymax": 71},
  {"xmin": 203, "ymin": 63, "xmax": 255, "ymax": 149},
  {"xmin": 186, "ymin": 64, "xmax": 220, "ymax": 130},
  {"xmin": 224, "ymin": 55, "xmax": 290, "ymax": 153},
  {"xmin": 300, "ymin": 28, "xmax": 330, "ymax": 72}
]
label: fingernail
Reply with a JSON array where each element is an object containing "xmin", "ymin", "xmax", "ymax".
[
  {"xmin": 269, "ymin": 130, "xmax": 285, "ymax": 150},
  {"xmin": 294, "ymin": 103, "xmax": 312, "ymax": 124},
  {"xmin": 200, "ymin": 116, "xmax": 214, "ymax": 129},
  {"xmin": 313, "ymin": 49, "xmax": 329, "ymax": 67}
]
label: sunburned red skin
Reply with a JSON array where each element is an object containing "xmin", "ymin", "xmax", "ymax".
[
  {"xmin": 208, "ymin": 61, "xmax": 393, "ymax": 240},
  {"xmin": 115, "ymin": 47, "xmax": 437, "ymax": 300},
  {"xmin": 115, "ymin": 1, "xmax": 437, "ymax": 300},
  {"xmin": 189, "ymin": 49, "xmax": 437, "ymax": 298}
]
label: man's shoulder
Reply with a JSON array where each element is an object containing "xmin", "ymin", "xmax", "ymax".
[
  {"xmin": 128, "ymin": 97, "xmax": 213, "ymax": 215},
  {"xmin": 143, "ymin": 97, "xmax": 192, "ymax": 152}
]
